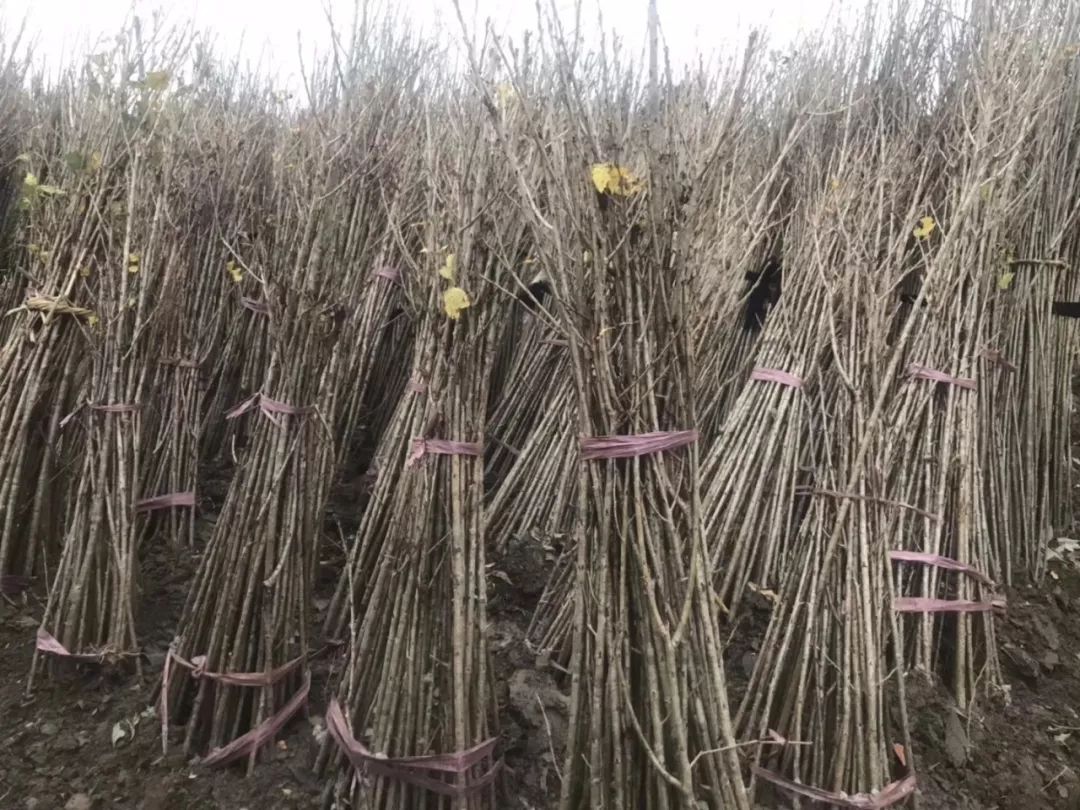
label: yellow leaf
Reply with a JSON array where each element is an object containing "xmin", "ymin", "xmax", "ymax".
[
  {"xmin": 23, "ymin": 172, "xmax": 38, "ymax": 189},
  {"xmin": 128, "ymin": 253, "xmax": 140, "ymax": 273},
  {"xmin": 443, "ymin": 286, "xmax": 471, "ymax": 320},
  {"xmin": 590, "ymin": 164, "xmax": 613, "ymax": 193},
  {"xmin": 830, "ymin": 178, "xmax": 841, "ymax": 190},
  {"xmin": 583, "ymin": 250, "xmax": 592, "ymax": 264},
  {"xmin": 998, "ymin": 271, "xmax": 1015, "ymax": 291},
  {"xmin": 747, "ymin": 581, "xmax": 779, "ymax": 603},
  {"xmin": 79, "ymin": 266, "xmax": 90, "ymax": 278},
  {"xmin": 590, "ymin": 163, "xmax": 643, "ymax": 197},
  {"xmin": 145, "ymin": 70, "xmax": 170, "ymax": 91},
  {"xmin": 87, "ymin": 313, "xmax": 99, "ymax": 327},
  {"xmin": 69, "ymin": 150, "xmax": 103, "ymax": 175},
  {"xmin": 439, "ymin": 253, "xmax": 456, "ymax": 282},
  {"xmin": 226, "ymin": 260, "xmax": 243, "ymax": 283},
  {"xmin": 614, "ymin": 167, "xmax": 643, "ymax": 196},
  {"xmin": 496, "ymin": 83, "xmax": 516, "ymax": 107},
  {"xmin": 913, "ymin": 216, "xmax": 936, "ymax": 240}
]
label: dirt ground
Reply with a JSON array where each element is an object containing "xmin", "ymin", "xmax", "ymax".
[
  {"xmin": 4, "ymin": 463, "xmax": 1080, "ymax": 809},
  {"xmin": 909, "ymin": 572, "xmax": 1080, "ymax": 810}
]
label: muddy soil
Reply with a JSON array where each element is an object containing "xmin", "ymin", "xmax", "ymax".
[
  {"xmin": 3, "ymin": 476, "xmax": 1080, "ymax": 809},
  {"xmin": 907, "ymin": 569, "xmax": 1080, "ymax": 810},
  {"xmin": 0, "ymin": 458, "xmax": 565, "ymax": 810}
]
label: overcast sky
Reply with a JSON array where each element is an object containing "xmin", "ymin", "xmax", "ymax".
[{"xmin": 3, "ymin": 0, "xmax": 843, "ymax": 82}]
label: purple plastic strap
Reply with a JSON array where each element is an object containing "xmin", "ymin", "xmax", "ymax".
[
  {"xmin": 908, "ymin": 364, "xmax": 976, "ymax": 390},
  {"xmin": 750, "ymin": 367, "xmax": 804, "ymax": 389},
  {"xmin": 581, "ymin": 430, "xmax": 698, "ymax": 461},
  {"xmin": 136, "ymin": 492, "xmax": 196, "ymax": 512}
]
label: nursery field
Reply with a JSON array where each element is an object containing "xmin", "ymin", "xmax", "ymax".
[{"xmin": 2, "ymin": 0, "xmax": 1080, "ymax": 807}]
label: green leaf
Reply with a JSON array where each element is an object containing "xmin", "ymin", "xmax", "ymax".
[{"xmin": 37, "ymin": 185, "xmax": 65, "ymax": 197}]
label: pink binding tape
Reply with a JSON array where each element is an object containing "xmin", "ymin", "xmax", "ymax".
[
  {"xmin": 226, "ymin": 393, "xmax": 314, "ymax": 424},
  {"xmin": 90, "ymin": 403, "xmax": 142, "ymax": 414},
  {"xmin": 374, "ymin": 266, "xmax": 401, "ymax": 282},
  {"xmin": 889, "ymin": 550, "xmax": 994, "ymax": 586},
  {"xmin": 159, "ymin": 357, "xmax": 200, "ymax": 369},
  {"xmin": 136, "ymin": 491, "xmax": 196, "ymax": 512},
  {"xmin": 581, "ymin": 430, "xmax": 699, "ymax": 461},
  {"xmin": 893, "ymin": 597, "xmax": 1006, "ymax": 614},
  {"xmin": 164, "ymin": 648, "xmax": 305, "ymax": 688},
  {"xmin": 240, "ymin": 297, "xmax": 269, "ymax": 315},
  {"xmin": 201, "ymin": 674, "xmax": 311, "ymax": 768},
  {"xmin": 407, "ymin": 378, "xmax": 428, "ymax": 394},
  {"xmin": 981, "ymin": 348, "xmax": 1017, "ymax": 372},
  {"xmin": 161, "ymin": 647, "xmax": 307, "ymax": 758},
  {"xmin": 407, "ymin": 438, "xmax": 483, "ymax": 468},
  {"xmin": 326, "ymin": 698, "xmax": 501, "ymax": 798},
  {"xmin": 753, "ymin": 767, "xmax": 917, "ymax": 808},
  {"xmin": 35, "ymin": 627, "xmax": 109, "ymax": 663},
  {"xmin": 750, "ymin": 367, "xmax": 804, "ymax": 389},
  {"xmin": 907, "ymin": 364, "xmax": 976, "ymax": 390}
]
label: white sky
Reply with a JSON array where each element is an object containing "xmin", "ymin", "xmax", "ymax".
[{"xmin": 2, "ymin": 0, "xmax": 843, "ymax": 83}]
